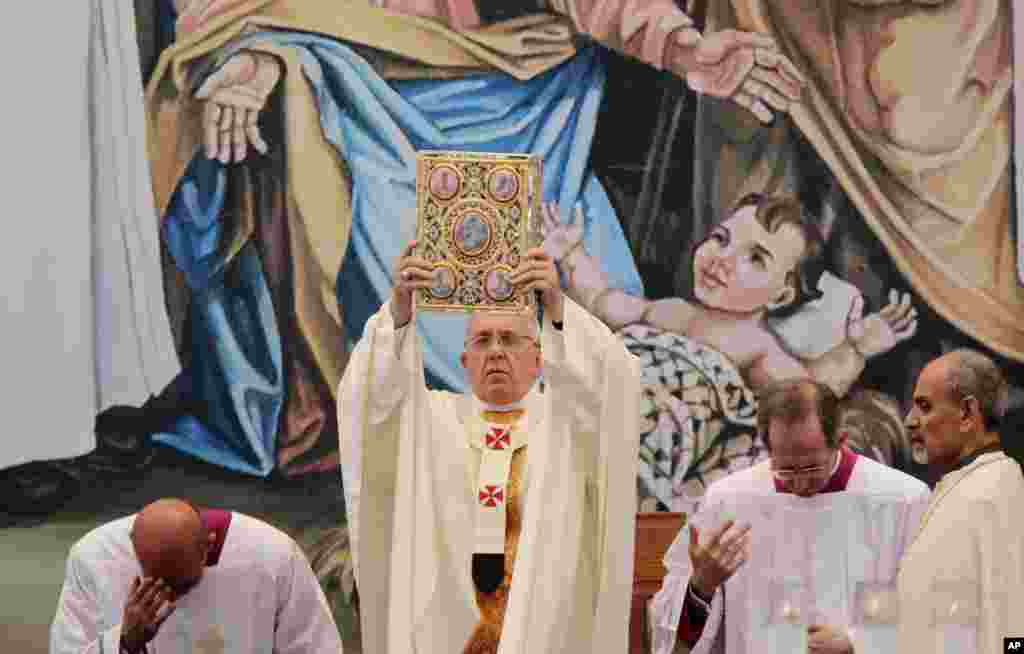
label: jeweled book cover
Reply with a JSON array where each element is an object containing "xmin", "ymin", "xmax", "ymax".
[{"xmin": 414, "ymin": 151, "xmax": 543, "ymax": 313}]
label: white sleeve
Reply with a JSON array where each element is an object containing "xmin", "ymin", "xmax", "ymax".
[
  {"xmin": 337, "ymin": 300, "xmax": 418, "ymax": 588},
  {"xmin": 49, "ymin": 545, "xmax": 124, "ymax": 654},
  {"xmin": 649, "ymin": 499, "xmax": 727, "ymax": 654},
  {"xmin": 537, "ymin": 296, "xmax": 642, "ymax": 654},
  {"xmin": 365, "ymin": 301, "xmax": 414, "ymax": 424},
  {"xmin": 273, "ymin": 542, "xmax": 346, "ymax": 654},
  {"xmin": 540, "ymin": 296, "xmax": 638, "ymax": 437}
]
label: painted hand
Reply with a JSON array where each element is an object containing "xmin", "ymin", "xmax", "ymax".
[
  {"xmin": 540, "ymin": 202, "xmax": 584, "ymax": 262},
  {"xmin": 195, "ymin": 50, "xmax": 282, "ymax": 164},
  {"xmin": 511, "ymin": 247, "xmax": 564, "ymax": 323},
  {"xmin": 846, "ymin": 290, "xmax": 918, "ymax": 359},
  {"xmin": 391, "ymin": 240, "xmax": 435, "ymax": 328},
  {"xmin": 671, "ymin": 29, "xmax": 806, "ymax": 123},
  {"xmin": 807, "ymin": 623, "xmax": 854, "ymax": 654},
  {"xmin": 688, "ymin": 519, "xmax": 752, "ymax": 598}
]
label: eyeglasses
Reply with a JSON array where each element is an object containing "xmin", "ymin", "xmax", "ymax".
[
  {"xmin": 770, "ymin": 465, "xmax": 830, "ymax": 482},
  {"xmin": 465, "ymin": 332, "xmax": 538, "ymax": 354},
  {"xmin": 770, "ymin": 451, "xmax": 837, "ymax": 482}
]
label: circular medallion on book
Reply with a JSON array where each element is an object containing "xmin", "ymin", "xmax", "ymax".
[
  {"xmin": 428, "ymin": 264, "xmax": 457, "ymax": 299},
  {"xmin": 428, "ymin": 164, "xmax": 461, "ymax": 202},
  {"xmin": 486, "ymin": 167, "xmax": 519, "ymax": 204},
  {"xmin": 453, "ymin": 211, "xmax": 494, "ymax": 257},
  {"xmin": 484, "ymin": 266, "xmax": 515, "ymax": 302}
]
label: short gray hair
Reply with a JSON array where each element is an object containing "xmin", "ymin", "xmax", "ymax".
[
  {"xmin": 756, "ymin": 378, "xmax": 841, "ymax": 449},
  {"xmin": 945, "ymin": 348, "xmax": 1008, "ymax": 431}
]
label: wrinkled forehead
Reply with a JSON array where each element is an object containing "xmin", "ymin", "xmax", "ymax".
[
  {"xmin": 466, "ymin": 312, "xmax": 536, "ymax": 339},
  {"xmin": 914, "ymin": 358, "xmax": 956, "ymax": 403}
]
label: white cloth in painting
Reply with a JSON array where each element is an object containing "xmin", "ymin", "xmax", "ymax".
[
  {"xmin": 650, "ymin": 456, "xmax": 930, "ymax": 654},
  {"xmin": 337, "ymin": 296, "xmax": 641, "ymax": 654},
  {"xmin": 0, "ymin": 0, "xmax": 179, "ymax": 469},
  {"xmin": 897, "ymin": 451, "xmax": 1024, "ymax": 654},
  {"xmin": 49, "ymin": 512, "xmax": 344, "ymax": 654}
]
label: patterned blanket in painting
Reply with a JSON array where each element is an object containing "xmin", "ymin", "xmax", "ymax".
[{"xmin": 619, "ymin": 324, "xmax": 768, "ymax": 511}]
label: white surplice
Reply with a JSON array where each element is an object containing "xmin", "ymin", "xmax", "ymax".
[
  {"xmin": 0, "ymin": 0, "xmax": 179, "ymax": 469},
  {"xmin": 650, "ymin": 456, "xmax": 930, "ymax": 654},
  {"xmin": 897, "ymin": 451, "xmax": 1024, "ymax": 654},
  {"xmin": 337, "ymin": 296, "xmax": 641, "ymax": 654},
  {"xmin": 49, "ymin": 512, "xmax": 344, "ymax": 654}
]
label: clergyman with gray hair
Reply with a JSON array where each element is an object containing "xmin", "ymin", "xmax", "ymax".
[
  {"xmin": 898, "ymin": 348, "xmax": 1024, "ymax": 654},
  {"xmin": 650, "ymin": 378, "xmax": 929, "ymax": 654}
]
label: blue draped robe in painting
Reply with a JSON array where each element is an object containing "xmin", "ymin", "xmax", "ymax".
[{"xmin": 155, "ymin": 16, "xmax": 643, "ymax": 475}]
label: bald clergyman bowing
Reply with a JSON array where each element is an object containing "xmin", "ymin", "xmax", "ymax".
[{"xmin": 50, "ymin": 498, "xmax": 343, "ymax": 654}]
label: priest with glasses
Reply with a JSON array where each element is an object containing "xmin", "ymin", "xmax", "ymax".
[{"xmin": 650, "ymin": 379, "xmax": 930, "ymax": 654}]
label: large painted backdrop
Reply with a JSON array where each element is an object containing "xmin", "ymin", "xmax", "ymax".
[
  {"xmin": 3, "ymin": 0, "xmax": 1020, "ymax": 521},
  {"xmin": 132, "ymin": 0, "xmax": 1022, "ymax": 507}
]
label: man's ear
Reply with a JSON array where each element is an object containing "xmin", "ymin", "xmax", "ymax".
[
  {"xmin": 959, "ymin": 396, "xmax": 980, "ymax": 431},
  {"xmin": 460, "ymin": 352, "xmax": 468, "ymax": 369}
]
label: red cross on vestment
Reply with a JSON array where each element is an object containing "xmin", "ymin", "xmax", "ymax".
[
  {"xmin": 478, "ymin": 485, "xmax": 505, "ymax": 507},
  {"xmin": 485, "ymin": 427, "xmax": 511, "ymax": 450}
]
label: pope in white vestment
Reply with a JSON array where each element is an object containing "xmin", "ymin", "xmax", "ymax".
[
  {"xmin": 0, "ymin": 0, "xmax": 179, "ymax": 470},
  {"xmin": 50, "ymin": 502, "xmax": 343, "ymax": 654},
  {"xmin": 338, "ymin": 243, "xmax": 641, "ymax": 654},
  {"xmin": 650, "ymin": 379, "xmax": 930, "ymax": 654}
]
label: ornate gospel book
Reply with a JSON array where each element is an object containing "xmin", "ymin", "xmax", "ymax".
[{"xmin": 414, "ymin": 151, "xmax": 543, "ymax": 314}]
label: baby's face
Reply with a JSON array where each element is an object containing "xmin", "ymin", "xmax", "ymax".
[{"xmin": 692, "ymin": 205, "xmax": 806, "ymax": 314}]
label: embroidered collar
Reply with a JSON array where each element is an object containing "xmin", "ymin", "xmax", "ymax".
[
  {"xmin": 467, "ymin": 413, "xmax": 529, "ymax": 452},
  {"xmin": 200, "ymin": 509, "xmax": 232, "ymax": 566}
]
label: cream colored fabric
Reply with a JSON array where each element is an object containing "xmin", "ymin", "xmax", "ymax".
[
  {"xmin": 337, "ymin": 296, "xmax": 641, "ymax": 654},
  {"xmin": 0, "ymin": 0, "xmax": 179, "ymax": 468},
  {"xmin": 897, "ymin": 452, "xmax": 1024, "ymax": 654}
]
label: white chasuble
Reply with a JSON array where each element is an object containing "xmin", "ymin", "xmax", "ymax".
[{"xmin": 338, "ymin": 296, "xmax": 641, "ymax": 654}]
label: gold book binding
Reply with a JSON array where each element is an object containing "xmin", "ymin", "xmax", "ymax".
[{"xmin": 415, "ymin": 151, "xmax": 543, "ymax": 314}]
